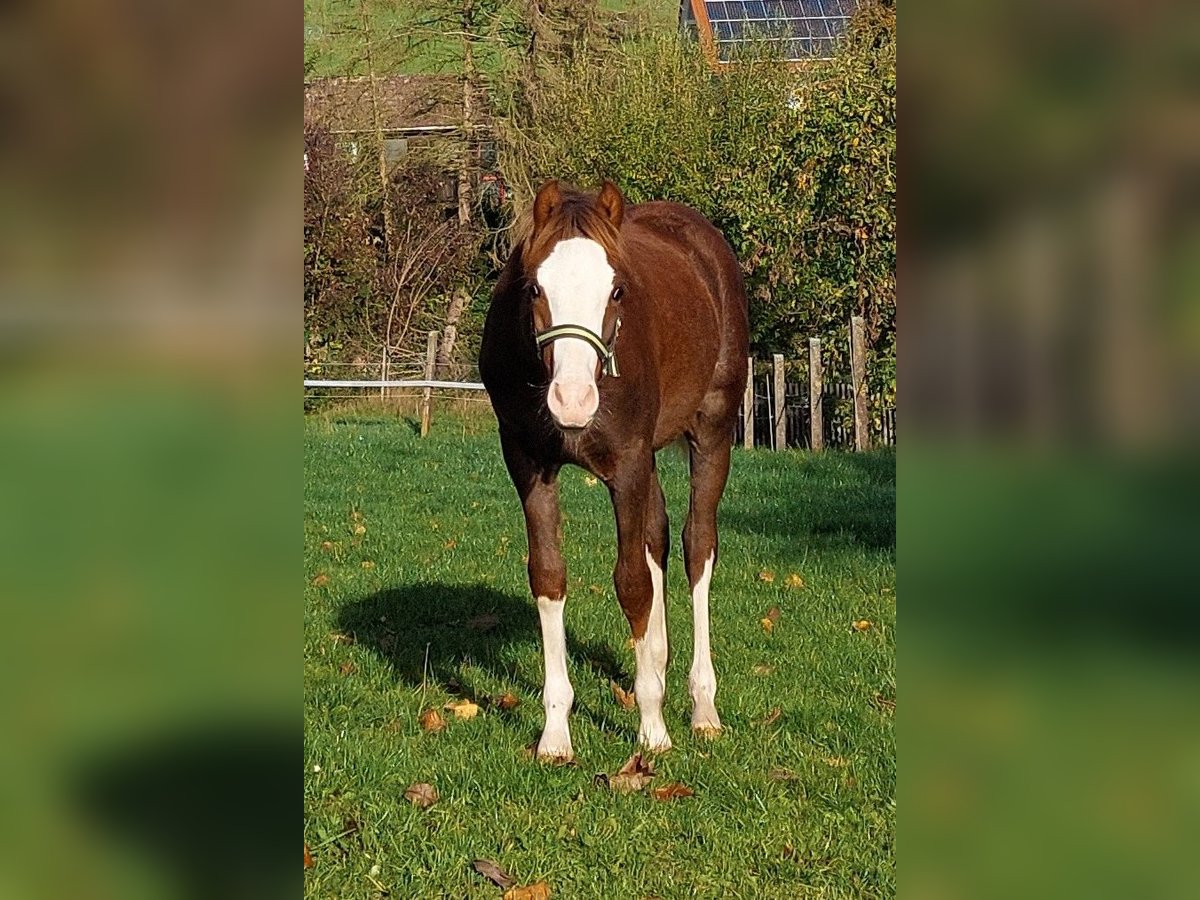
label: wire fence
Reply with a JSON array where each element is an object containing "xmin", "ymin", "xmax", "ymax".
[
  {"xmin": 304, "ymin": 358, "xmax": 895, "ymax": 451},
  {"xmin": 736, "ymin": 369, "xmax": 897, "ymax": 450},
  {"xmin": 303, "ymin": 360, "xmax": 489, "ymax": 406}
]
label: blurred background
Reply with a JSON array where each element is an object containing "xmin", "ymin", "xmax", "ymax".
[
  {"xmin": 903, "ymin": 0, "xmax": 1200, "ymax": 897},
  {"xmin": 0, "ymin": 0, "xmax": 1197, "ymax": 896},
  {"xmin": 0, "ymin": 0, "xmax": 296, "ymax": 897}
]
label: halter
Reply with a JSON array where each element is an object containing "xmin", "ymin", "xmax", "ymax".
[{"xmin": 535, "ymin": 317, "xmax": 622, "ymax": 378}]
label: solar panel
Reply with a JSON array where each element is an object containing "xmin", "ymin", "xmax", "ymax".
[{"xmin": 695, "ymin": 0, "xmax": 859, "ymax": 63}]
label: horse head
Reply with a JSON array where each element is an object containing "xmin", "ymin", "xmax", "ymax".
[{"xmin": 521, "ymin": 180, "xmax": 627, "ymax": 430}]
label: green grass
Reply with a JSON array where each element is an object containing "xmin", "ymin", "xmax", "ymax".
[
  {"xmin": 304, "ymin": 0, "xmax": 680, "ymax": 79},
  {"xmin": 304, "ymin": 411, "xmax": 895, "ymax": 898}
]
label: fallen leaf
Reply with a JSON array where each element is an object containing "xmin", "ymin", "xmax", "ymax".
[
  {"xmin": 758, "ymin": 570, "xmax": 776, "ymax": 583},
  {"xmin": 494, "ymin": 692, "xmax": 521, "ymax": 711},
  {"xmin": 760, "ymin": 617, "xmax": 775, "ymax": 633},
  {"xmin": 329, "ymin": 631, "xmax": 355, "ymax": 645},
  {"xmin": 583, "ymin": 475, "xmax": 598, "ymax": 486},
  {"xmin": 651, "ymin": 782, "xmax": 695, "ymax": 801},
  {"xmin": 419, "ymin": 708, "xmax": 446, "ymax": 733},
  {"xmin": 606, "ymin": 753, "xmax": 655, "ymax": 794},
  {"xmin": 784, "ymin": 573, "xmax": 805, "ymax": 589},
  {"xmin": 473, "ymin": 858, "xmax": 516, "ymax": 889},
  {"xmin": 320, "ymin": 541, "xmax": 333, "ymax": 552},
  {"xmin": 765, "ymin": 605, "xmax": 782, "ymax": 623},
  {"xmin": 467, "ymin": 613, "xmax": 500, "ymax": 632},
  {"xmin": 610, "ymin": 681, "xmax": 636, "ymax": 710},
  {"xmin": 768, "ymin": 766, "xmax": 798, "ymax": 782},
  {"xmin": 751, "ymin": 664, "xmax": 776, "ymax": 676},
  {"xmin": 852, "ymin": 619, "xmax": 873, "ymax": 632},
  {"xmin": 312, "ymin": 573, "xmax": 330, "ymax": 587},
  {"xmin": 304, "ymin": 843, "xmax": 314, "ymax": 868},
  {"xmin": 588, "ymin": 583, "xmax": 604, "ymax": 595},
  {"xmin": 443, "ymin": 539, "xmax": 458, "ymax": 550},
  {"xmin": 339, "ymin": 661, "xmax": 356, "ymax": 676},
  {"xmin": 872, "ymin": 693, "xmax": 896, "ymax": 712},
  {"xmin": 781, "ymin": 843, "xmax": 798, "ymax": 861},
  {"xmin": 404, "ymin": 782, "xmax": 438, "ymax": 808},
  {"xmin": 352, "ymin": 523, "xmax": 367, "ymax": 536},
  {"xmin": 756, "ymin": 707, "xmax": 782, "ymax": 726},
  {"xmin": 503, "ymin": 882, "xmax": 551, "ymax": 900},
  {"xmin": 823, "ymin": 755, "xmax": 848, "ymax": 768},
  {"xmin": 360, "ymin": 560, "xmax": 375, "ymax": 569},
  {"xmin": 444, "ymin": 699, "xmax": 480, "ymax": 720}
]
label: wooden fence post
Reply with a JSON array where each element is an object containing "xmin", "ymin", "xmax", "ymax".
[
  {"xmin": 808, "ymin": 338, "xmax": 824, "ymax": 451},
  {"xmin": 420, "ymin": 330, "xmax": 437, "ymax": 437},
  {"xmin": 850, "ymin": 316, "xmax": 870, "ymax": 451},
  {"xmin": 772, "ymin": 353, "xmax": 787, "ymax": 450},
  {"xmin": 743, "ymin": 356, "xmax": 754, "ymax": 449}
]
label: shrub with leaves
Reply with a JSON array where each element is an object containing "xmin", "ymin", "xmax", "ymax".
[
  {"xmin": 499, "ymin": 2, "xmax": 896, "ymax": 404},
  {"xmin": 303, "ymin": 122, "xmax": 486, "ymax": 384}
]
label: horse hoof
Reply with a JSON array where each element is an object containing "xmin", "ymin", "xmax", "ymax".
[
  {"xmin": 692, "ymin": 724, "xmax": 723, "ymax": 740},
  {"xmin": 639, "ymin": 733, "xmax": 673, "ymax": 753},
  {"xmin": 534, "ymin": 741, "xmax": 575, "ymax": 765}
]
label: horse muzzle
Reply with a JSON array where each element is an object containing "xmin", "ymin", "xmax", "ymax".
[{"xmin": 547, "ymin": 379, "xmax": 599, "ymax": 429}]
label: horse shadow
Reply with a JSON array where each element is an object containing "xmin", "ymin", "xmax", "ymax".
[
  {"xmin": 337, "ymin": 583, "xmax": 633, "ymax": 739},
  {"xmin": 71, "ymin": 718, "xmax": 294, "ymax": 900}
]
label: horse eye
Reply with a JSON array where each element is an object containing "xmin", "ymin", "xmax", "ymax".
[
  {"xmin": 529, "ymin": 283, "xmax": 540, "ymax": 297},
  {"xmin": 611, "ymin": 286, "xmax": 624, "ymax": 302}
]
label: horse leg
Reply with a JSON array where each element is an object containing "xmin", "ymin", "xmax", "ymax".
[
  {"xmin": 500, "ymin": 431, "xmax": 573, "ymax": 761},
  {"xmin": 645, "ymin": 458, "xmax": 670, "ymax": 613},
  {"xmin": 610, "ymin": 451, "xmax": 672, "ymax": 751},
  {"xmin": 683, "ymin": 431, "xmax": 732, "ymax": 736}
]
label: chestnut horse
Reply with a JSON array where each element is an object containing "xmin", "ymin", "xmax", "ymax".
[{"xmin": 480, "ymin": 180, "xmax": 748, "ymax": 761}]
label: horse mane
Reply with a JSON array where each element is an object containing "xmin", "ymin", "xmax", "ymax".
[{"xmin": 515, "ymin": 186, "xmax": 625, "ymax": 279}]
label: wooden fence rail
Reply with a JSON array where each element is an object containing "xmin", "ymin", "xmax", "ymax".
[{"xmin": 809, "ymin": 337, "xmax": 825, "ymax": 451}]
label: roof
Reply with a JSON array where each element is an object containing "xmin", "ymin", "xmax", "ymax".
[
  {"xmin": 303, "ymin": 75, "xmax": 467, "ymax": 134},
  {"xmin": 681, "ymin": 0, "xmax": 860, "ymax": 65}
]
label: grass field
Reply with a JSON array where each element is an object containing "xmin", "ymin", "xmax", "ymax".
[
  {"xmin": 304, "ymin": 410, "xmax": 895, "ymax": 898},
  {"xmin": 303, "ymin": 0, "xmax": 678, "ymax": 78}
]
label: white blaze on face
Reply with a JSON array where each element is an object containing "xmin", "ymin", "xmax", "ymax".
[{"xmin": 536, "ymin": 237, "xmax": 614, "ymax": 428}]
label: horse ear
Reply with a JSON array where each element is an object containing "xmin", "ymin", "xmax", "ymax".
[
  {"xmin": 533, "ymin": 180, "xmax": 561, "ymax": 230},
  {"xmin": 597, "ymin": 180, "xmax": 624, "ymax": 230}
]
